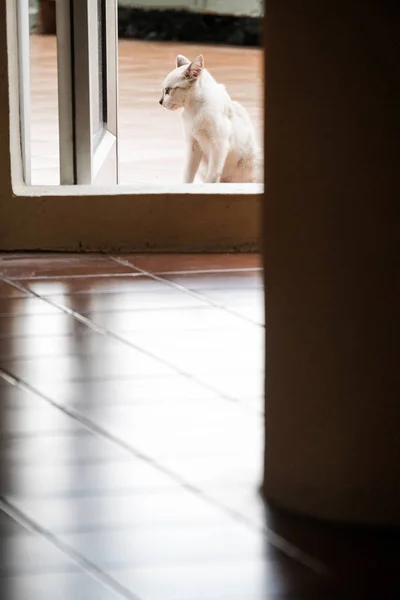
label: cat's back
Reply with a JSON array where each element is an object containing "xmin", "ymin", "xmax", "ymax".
[{"xmin": 231, "ymin": 100, "xmax": 253, "ymax": 125}]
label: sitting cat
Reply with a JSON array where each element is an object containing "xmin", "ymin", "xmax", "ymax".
[{"xmin": 159, "ymin": 54, "xmax": 262, "ymax": 183}]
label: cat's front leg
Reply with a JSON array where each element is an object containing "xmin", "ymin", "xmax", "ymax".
[
  {"xmin": 184, "ymin": 139, "xmax": 203, "ymax": 183},
  {"xmin": 205, "ymin": 140, "xmax": 229, "ymax": 183}
]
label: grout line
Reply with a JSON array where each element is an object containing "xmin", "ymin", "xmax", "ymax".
[
  {"xmin": 0, "ymin": 368, "xmax": 327, "ymax": 577},
  {"xmin": 110, "ymin": 256, "xmax": 264, "ymax": 327},
  {"xmin": 0, "ymin": 303, "xmax": 214, "ymax": 319},
  {"xmin": 0, "ymin": 314, "xmax": 58, "ymax": 320},
  {"xmin": 0, "ymin": 269, "xmax": 325, "ymax": 573},
  {"xmin": 0, "ymin": 276, "xmax": 251, "ymax": 405},
  {"xmin": 0, "ymin": 498, "xmax": 142, "ymax": 600},
  {"xmin": 3, "ymin": 267, "xmax": 262, "ymax": 281},
  {"xmin": 151, "ymin": 267, "xmax": 263, "ymax": 275},
  {"xmin": 5, "ymin": 272, "xmax": 146, "ymax": 281}
]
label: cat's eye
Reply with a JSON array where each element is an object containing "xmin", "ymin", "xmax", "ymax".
[{"xmin": 165, "ymin": 87, "xmax": 171, "ymax": 95}]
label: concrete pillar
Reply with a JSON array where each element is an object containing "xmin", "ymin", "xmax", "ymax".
[{"xmin": 263, "ymin": 1, "xmax": 399, "ymax": 524}]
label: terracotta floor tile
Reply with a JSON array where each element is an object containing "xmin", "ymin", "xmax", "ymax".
[
  {"xmin": 20, "ymin": 274, "xmax": 169, "ymax": 296},
  {"xmin": 116, "ymin": 253, "xmax": 262, "ymax": 273},
  {"xmin": 0, "ymin": 254, "xmax": 134, "ymax": 279},
  {"xmin": 0, "ymin": 281, "xmax": 28, "ymax": 298},
  {"xmin": 161, "ymin": 270, "xmax": 264, "ymax": 290}
]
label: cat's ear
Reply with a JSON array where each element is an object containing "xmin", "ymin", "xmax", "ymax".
[
  {"xmin": 186, "ymin": 54, "xmax": 204, "ymax": 80},
  {"xmin": 176, "ymin": 54, "xmax": 190, "ymax": 68}
]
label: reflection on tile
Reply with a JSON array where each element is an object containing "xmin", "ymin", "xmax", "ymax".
[
  {"xmin": 194, "ymin": 288, "xmax": 263, "ymax": 304},
  {"xmin": 25, "ymin": 375, "xmax": 223, "ymax": 408},
  {"xmin": 51, "ymin": 290, "xmax": 208, "ymax": 313},
  {"xmin": 200, "ymin": 485, "xmax": 268, "ymax": 529},
  {"xmin": 4, "ymin": 405, "xmax": 87, "ymax": 437},
  {"xmin": 241, "ymin": 396, "xmax": 264, "ymax": 414},
  {"xmin": 22, "ymin": 275, "xmax": 169, "ymax": 296},
  {"xmin": 1, "ymin": 351, "xmax": 173, "ymax": 383},
  {"xmin": 2, "ymin": 572, "xmax": 123, "ymax": 600},
  {"xmin": 4, "ymin": 459, "xmax": 178, "ymax": 498},
  {"xmin": 0, "ymin": 297, "xmax": 62, "ymax": 317},
  {"xmin": 9, "ymin": 489, "xmax": 238, "ymax": 534},
  {"xmin": 0, "ymin": 315, "xmax": 91, "ymax": 339},
  {"xmin": 2, "ymin": 434, "xmax": 131, "ymax": 465},
  {"xmin": 149, "ymin": 346, "xmax": 264, "ymax": 373},
  {"xmin": 122, "ymin": 327, "xmax": 265, "ymax": 354},
  {"xmin": 195, "ymin": 372, "xmax": 265, "ymax": 399},
  {"xmin": 162, "ymin": 271, "xmax": 264, "ymax": 290},
  {"xmin": 60, "ymin": 522, "xmax": 268, "ymax": 568},
  {"xmin": 227, "ymin": 303, "xmax": 265, "ymax": 324},
  {"xmin": 110, "ymin": 559, "xmax": 325, "ymax": 600},
  {"xmin": 0, "ymin": 332, "xmax": 140, "ymax": 360},
  {"xmin": 97, "ymin": 422, "xmax": 263, "ymax": 468},
  {"xmin": 86, "ymin": 306, "xmax": 253, "ymax": 333},
  {"xmin": 0, "ymin": 531, "xmax": 80, "ymax": 575},
  {"xmin": 160, "ymin": 452, "xmax": 263, "ymax": 487},
  {"xmin": 0, "ymin": 512, "xmax": 28, "ymax": 537}
]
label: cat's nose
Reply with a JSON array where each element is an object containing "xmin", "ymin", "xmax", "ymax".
[{"xmin": 159, "ymin": 99, "xmax": 163, "ymax": 105}]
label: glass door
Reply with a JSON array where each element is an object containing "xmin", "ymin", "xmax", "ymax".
[{"xmin": 56, "ymin": 0, "xmax": 118, "ymax": 184}]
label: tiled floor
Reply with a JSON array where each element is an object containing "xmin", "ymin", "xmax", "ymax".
[{"xmin": 0, "ymin": 253, "xmax": 399, "ymax": 599}]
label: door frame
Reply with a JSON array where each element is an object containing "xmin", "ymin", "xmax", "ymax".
[{"xmin": 0, "ymin": 0, "xmax": 262, "ymax": 252}]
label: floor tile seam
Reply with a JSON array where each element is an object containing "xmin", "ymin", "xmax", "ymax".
[
  {"xmin": 0, "ymin": 278, "xmax": 253, "ymax": 407},
  {"xmin": 0, "ymin": 369, "xmax": 327, "ymax": 577},
  {"xmin": 4, "ymin": 272, "xmax": 146, "ymax": 281},
  {"xmin": 0, "ymin": 498, "xmax": 143, "ymax": 600},
  {"xmin": 0, "ymin": 431, "xmax": 90, "ymax": 441},
  {"xmin": 0, "ymin": 267, "xmax": 263, "ymax": 280},
  {"xmin": 0, "ymin": 304, "xmax": 217, "ymax": 318},
  {"xmin": 110, "ymin": 257, "xmax": 264, "ymax": 328},
  {"xmin": 153, "ymin": 267, "xmax": 264, "ymax": 275}
]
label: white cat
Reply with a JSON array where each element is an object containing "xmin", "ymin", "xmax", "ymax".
[{"xmin": 159, "ymin": 54, "xmax": 261, "ymax": 183}]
